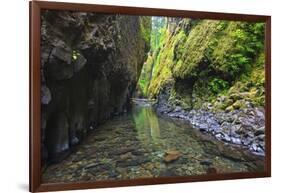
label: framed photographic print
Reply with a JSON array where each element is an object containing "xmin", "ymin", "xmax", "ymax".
[{"xmin": 29, "ymin": 1, "xmax": 271, "ymax": 192}]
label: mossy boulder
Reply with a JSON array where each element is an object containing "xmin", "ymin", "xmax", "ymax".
[
  {"xmin": 225, "ymin": 105, "xmax": 234, "ymax": 113},
  {"xmin": 232, "ymin": 100, "xmax": 244, "ymax": 110}
]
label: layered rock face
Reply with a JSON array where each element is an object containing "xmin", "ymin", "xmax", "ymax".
[{"xmin": 41, "ymin": 10, "xmax": 151, "ymax": 163}]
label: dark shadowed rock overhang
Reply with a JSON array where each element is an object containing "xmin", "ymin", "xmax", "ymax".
[{"xmin": 41, "ymin": 10, "xmax": 151, "ymax": 164}]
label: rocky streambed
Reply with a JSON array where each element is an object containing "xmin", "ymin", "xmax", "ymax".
[
  {"xmin": 155, "ymin": 103, "xmax": 265, "ymax": 156},
  {"xmin": 42, "ymin": 102, "xmax": 264, "ymax": 183}
]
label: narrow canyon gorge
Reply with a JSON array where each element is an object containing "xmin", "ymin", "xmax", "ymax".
[{"xmin": 40, "ymin": 11, "xmax": 266, "ymax": 182}]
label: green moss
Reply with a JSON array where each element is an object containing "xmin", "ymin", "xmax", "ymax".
[
  {"xmin": 148, "ymin": 65, "xmax": 172, "ymax": 98},
  {"xmin": 148, "ymin": 30, "xmax": 174, "ymax": 98},
  {"xmin": 171, "ymin": 20, "xmax": 220, "ymax": 79},
  {"xmin": 226, "ymin": 52, "xmax": 265, "ymax": 106},
  {"xmin": 137, "ymin": 53, "xmax": 154, "ymax": 97},
  {"xmin": 210, "ymin": 52, "xmax": 265, "ymax": 111},
  {"xmin": 210, "ymin": 22, "xmax": 265, "ymax": 79},
  {"xmin": 166, "ymin": 20, "xmax": 264, "ymax": 81},
  {"xmin": 140, "ymin": 17, "xmax": 265, "ymax": 110},
  {"xmin": 140, "ymin": 17, "xmax": 152, "ymax": 46}
]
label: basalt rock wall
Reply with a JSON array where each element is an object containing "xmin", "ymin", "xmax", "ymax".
[{"xmin": 41, "ymin": 10, "xmax": 151, "ymax": 163}]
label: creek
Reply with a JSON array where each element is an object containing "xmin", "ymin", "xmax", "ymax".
[{"xmin": 42, "ymin": 100, "xmax": 264, "ymax": 183}]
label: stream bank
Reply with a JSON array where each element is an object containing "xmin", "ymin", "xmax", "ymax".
[{"xmin": 155, "ymin": 102, "xmax": 265, "ymax": 156}]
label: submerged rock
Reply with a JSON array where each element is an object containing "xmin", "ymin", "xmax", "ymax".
[
  {"xmin": 206, "ymin": 167, "xmax": 217, "ymax": 174},
  {"xmin": 120, "ymin": 152, "xmax": 133, "ymax": 160},
  {"xmin": 200, "ymin": 159, "xmax": 213, "ymax": 166},
  {"xmin": 116, "ymin": 157, "xmax": 150, "ymax": 167},
  {"xmin": 164, "ymin": 150, "xmax": 182, "ymax": 163},
  {"xmin": 42, "ymin": 104, "xmax": 265, "ymax": 183}
]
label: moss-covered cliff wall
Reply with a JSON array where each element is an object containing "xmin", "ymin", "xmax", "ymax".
[
  {"xmin": 41, "ymin": 11, "xmax": 151, "ymax": 163},
  {"xmin": 144, "ymin": 18, "xmax": 265, "ymax": 112},
  {"xmin": 136, "ymin": 17, "xmax": 167, "ymax": 97}
]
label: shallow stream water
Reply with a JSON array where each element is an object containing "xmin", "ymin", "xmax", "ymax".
[{"xmin": 43, "ymin": 101, "xmax": 264, "ymax": 183}]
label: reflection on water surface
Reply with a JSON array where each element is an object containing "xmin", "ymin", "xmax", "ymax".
[{"xmin": 42, "ymin": 102, "xmax": 264, "ymax": 183}]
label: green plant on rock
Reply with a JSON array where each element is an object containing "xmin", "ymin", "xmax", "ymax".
[
  {"xmin": 210, "ymin": 22, "xmax": 265, "ymax": 78},
  {"xmin": 208, "ymin": 78, "xmax": 229, "ymax": 94}
]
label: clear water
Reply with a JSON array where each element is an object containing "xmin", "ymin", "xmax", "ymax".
[{"xmin": 42, "ymin": 102, "xmax": 264, "ymax": 183}]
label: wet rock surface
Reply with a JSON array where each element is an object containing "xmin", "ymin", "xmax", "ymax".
[
  {"xmin": 155, "ymin": 102, "xmax": 266, "ymax": 156},
  {"xmin": 164, "ymin": 150, "xmax": 182, "ymax": 162},
  {"xmin": 42, "ymin": 103, "xmax": 264, "ymax": 183}
]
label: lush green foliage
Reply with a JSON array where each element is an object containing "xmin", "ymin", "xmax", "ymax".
[
  {"xmin": 209, "ymin": 22, "xmax": 265, "ymax": 78},
  {"xmin": 208, "ymin": 78, "xmax": 229, "ymax": 94},
  {"xmin": 137, "ymin": 17, "xmax": 169, "ymax": 97},
  {"xmin": 137, "ymin": 17, "xmax": 265, "ymax": 110},
  {"xmin": 137, "ymin": 53, "xmax": 154, "ymax": 97},
  {"xmin": 150, "ymin": 17, "xmax": 167, "ymax": 51}
]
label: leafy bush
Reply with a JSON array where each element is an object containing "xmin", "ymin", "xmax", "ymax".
[
  {"xmin": 208, "ymin": 78, "xmax": 229, "ymax": 94},
  {"xmin": 211, "ymin": 22, "xmax": 265, "ymax": 78},
  {"xmin": 150, "ymin": 17, "xmax": 167, "ymax": 51}
]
